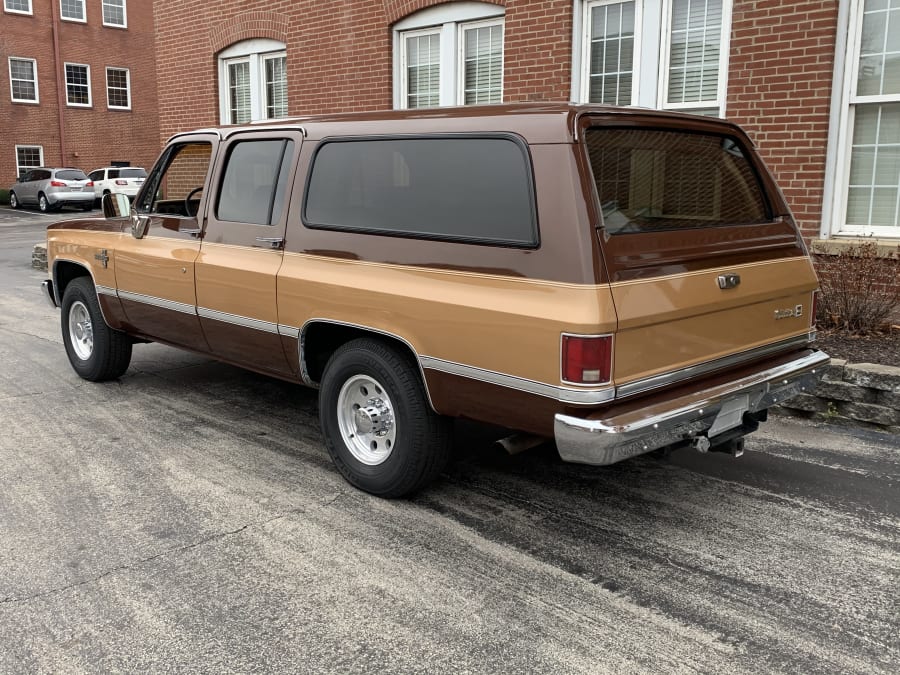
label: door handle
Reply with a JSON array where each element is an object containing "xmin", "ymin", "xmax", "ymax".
[{"xmin": 255, "ymin": 237, "xmax": 284, "ymax": 250}]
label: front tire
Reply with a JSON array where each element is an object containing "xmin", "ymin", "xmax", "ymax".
[
  {"xmin": 61, "ymin": 277, "xmax": 132, "ymax": 381},
  {"xmin": 319, "ymin": 338, "xmax": 452, "ymax": 498},
  {"xmin": 9, "ymin": 191, "xmax": 19, "ymax": 209}
]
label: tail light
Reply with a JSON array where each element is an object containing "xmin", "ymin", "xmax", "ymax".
[
  {"xmin": 86, "ymin": 181, "xmax": 94, "ymax": 187},
  {"xmin": 562, "ymin": 334, "xmax": 613, "ymax": 385},
  {"xmin": 115, "ymin": 179, "xmax": 128, "ymax": 185},
  {"xmin": 50, "ymin": 180, "xmax": 66, "ymax": 187}
]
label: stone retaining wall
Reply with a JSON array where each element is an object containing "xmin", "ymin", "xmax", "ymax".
[
  {"xmin": 774, "ymin": 359, "xmax": 900, "ymax": 433},
  {"xmin": 32, "ymin": 243, "xmax": 47, "ymax": 272}
]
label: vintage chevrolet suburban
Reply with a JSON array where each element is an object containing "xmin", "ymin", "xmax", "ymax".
[{"xmin": 42, "ymin": 103, "xmax": 829, "ymax": 496}]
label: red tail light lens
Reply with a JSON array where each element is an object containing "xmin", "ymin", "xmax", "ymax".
[
  {"xmin": 562, "ymin": 334, "xmax": 613, "ymax": 385},
  {"xmin": 50, "ymin": 180, "xmax": 66, "ymax": 187},
  {"xmin": 115, "ymin": 179, "xmax": 128, "ymax": 185},
  {"xmin": 86, "ymin": 181, "xmax": 94, "ymax": 187}
]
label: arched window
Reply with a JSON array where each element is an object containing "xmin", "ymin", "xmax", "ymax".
[
  {"xmin": 393, "ymin": 2, "xmax": 504, "ymax": 109},
  {"xmin": 218, "ymin": 39, "xmax": 287, "ymax": 124}
]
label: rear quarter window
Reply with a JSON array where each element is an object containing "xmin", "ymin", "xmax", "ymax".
[
  {"xmin": 584, "ymin": 128, "xmax": 770, "ymax": 234},
  {"xmin": 303, "ymin": 135, "xmax": 538, "ymax": 247}
]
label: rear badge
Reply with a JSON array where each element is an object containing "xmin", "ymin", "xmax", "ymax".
[{"xmin": 774, "ymin": 305, "xmax": 803, "ymax": 320}]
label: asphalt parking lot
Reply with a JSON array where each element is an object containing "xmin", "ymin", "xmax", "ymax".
[{"xmin": 1, "ymin": 214, "xmax": 898, "ymax": 673}]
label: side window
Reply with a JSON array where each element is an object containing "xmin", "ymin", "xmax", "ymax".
[
  {"xmin": 108, "ymin": 169, "xmax": 120, "ymax": 179},
  {"xmin": 215, "ymin": 139, "xmax": 293, "ymax": 225},
  {"xmin": 88, "ymin": 170, "xmax": 102, "ymax": 182},
  {"xmin": 304, "ymin": 136, "xmax": 537, "ymax": 246},
  {"xmin": 136, "ymin": 141, "xmax": 213, "ymax": 217}
]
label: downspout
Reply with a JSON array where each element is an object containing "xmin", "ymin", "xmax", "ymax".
[{"xmin": 51, "ymin": 0, "xmax": 67, "ymax": 164}]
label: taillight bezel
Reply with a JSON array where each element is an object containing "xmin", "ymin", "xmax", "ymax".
[{"xmin": 560, "ymin": 333, "xmax": 614, "ymax": 386}]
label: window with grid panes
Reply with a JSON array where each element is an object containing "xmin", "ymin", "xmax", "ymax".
[
  {"xmin": 60, "ymin": 0, "xmax": 85, "ymax": 21},
  {"xmin": 15, "ymin": 146, "xmax": 42, "ymax": 179},
  {"xmin": 4, "ymin": 0, "xmax": 32, "ymax": 14},
  {"xmin": 662, "ymin": 0, "xmax": 726, "ymax": 115},
  {"xmin": 843, "ymin": 0, "xmax": 900, "ymax": 235},
  {"xmin": 218, "ymin": 40, "xmax": 287, "ymax": 124},
  {"xmin": 106, "ymin": 67, "xmax": 130, "ymax": 108},
  {"xmin": 65, "ymin": 63, "xmax": 90, "ymax": 106},
  {"xmin": 9, "ymin": 58, "xmax": 37, "ymax": 102},
  {"xmin": 102, "ymin": 0, "xmax": 126, "ymax": 27}
]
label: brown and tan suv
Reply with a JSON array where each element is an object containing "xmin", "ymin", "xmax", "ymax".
[{"xmin": 42, "ymin": 103, "xmax": 829, "ymax": 496}]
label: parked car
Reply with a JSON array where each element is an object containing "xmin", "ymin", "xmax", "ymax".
[
  {"xmin": 87, "ymin": 166, "xmax": 148, "ymax": 203},
  {"xmin": 42, "ymin": 103, "xmax": 829, "ymax": 497},
  {"xmin": 9, "ymin": 168, "xmax": 94, "ymax": 212}
]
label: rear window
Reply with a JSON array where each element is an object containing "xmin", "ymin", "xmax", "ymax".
[
  {"xmin": 303, "ymin": 136, "xmax": 537, "ymax": 247},
  {"xmin": 56, "ymin": 170, "xmax": 88, "ymax": 181},
  {"xmin": 119, "ymin": 168, "xmax": 147, "ymax": 178},
  {"xmin": 585, "ymin": 128, "xmax": 769, "ymax": 234}
]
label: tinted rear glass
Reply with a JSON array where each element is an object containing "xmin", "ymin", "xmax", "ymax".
[
  {"xmin": 304, "ymin": 136, "xmax": 537, "ymax": 246},
  {"xmin": 120, "ymin": 168, "xmax": 147, "ymax": 178},
  {"xmin": 56, "ymin": 170, "xmax": 88, "ymax": 181},
  {"xmin": 585, "ymin": 128, "xmax": 769, "ymax": 234}
]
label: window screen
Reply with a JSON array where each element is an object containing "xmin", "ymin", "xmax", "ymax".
[
  {"xmin": 304, "ymin": 136, "xmax": 537, "ymax": 246},
  {"xmin": 217, "ymin": 139, "xmax": 293, "ymax": 225},
  {"xmin": 585, "ymin": 127, "xmax": 769, "ymax": 234}
]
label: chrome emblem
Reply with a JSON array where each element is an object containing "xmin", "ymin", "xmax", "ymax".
[
  {"xmin": 774, "ymin": 305, "xmax": 803, "ymax": 320},
  {"xmin": 717, "ymin": 274, "xmax": 741, "ymax": 290}
]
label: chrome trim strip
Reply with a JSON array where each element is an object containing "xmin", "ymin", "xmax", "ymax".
[
  {"xmin": 96, "ymin": 285, "xmax": 117, "ymax": 297},
  {"xmin": 616, "ymin": 334, "xmax": 816, "ymax": 399},
  {"xmin": 198, "ymin": 307, "xmax": 279, "ymax": 335},
  {"xmin": 278, "ymin": 325, "xmax": 301, "ymax": 339},
  {"xmin": 420, "ymin": 356, "xmax": 616, "ymax": 405},
  {"xmin": 117, "ymin": 290, "xmax": 196, "ymax": 316},
  {"xmin": 555, "ymin": 349, "xmax": 831, "ymax": 466}
]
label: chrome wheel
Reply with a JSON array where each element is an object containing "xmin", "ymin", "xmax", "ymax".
[
  {"xmin": 68, "ymin": 300, "xmax": 93, "ymax": 360},
  {"xmin": 336, "ymin": 374, "xmax": 396, "ymax": 465},
  {"xmin": 9, "ymin": 192, "xmax": 18, "ymax": 209},
  {"xmin": 38, "ymin": 194, "xmax": 49, "ymax": 212}
]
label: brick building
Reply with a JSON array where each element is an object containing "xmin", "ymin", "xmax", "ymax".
[
  {"xmin": 150, "ymin": 0, "xmax": 897, "ymax": 248},
  {"xmin": 1, "ymin": 0, "xmax": 159, "ymax": 186}
]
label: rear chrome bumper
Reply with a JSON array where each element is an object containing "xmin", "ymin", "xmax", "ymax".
[
  {"xmin": 41, "ymin": 279, "xmax": 58, "ymax": 308},
  {"xmin": 554, "ymin": 349, "xmax": 830, "ymax": 466}
]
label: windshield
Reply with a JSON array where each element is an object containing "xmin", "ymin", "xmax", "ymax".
[
  {"xmin": 56, "ymin": 169, "xmax": 89, "ymax": 181},
  {"xmin": 585, "ymin": 128, "xmax": 770, "ymax": 234}
]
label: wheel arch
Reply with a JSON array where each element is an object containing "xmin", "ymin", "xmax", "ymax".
[
  {"xmin": 299, "ymin": 319, "xmax": 438, "ymax": 411},
  {"xmin": 52, "ymin": 259, "xmax": 114, "ymax": 326}
]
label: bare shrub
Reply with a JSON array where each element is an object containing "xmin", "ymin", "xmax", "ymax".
[{"xmin": 812, "ymin": 242, "xmax": 899, "ymax": 334}]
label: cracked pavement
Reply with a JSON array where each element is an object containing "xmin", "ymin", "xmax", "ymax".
[{"xmin": 0, "ymin": 217, "xmax": 898, "ymax": 673}]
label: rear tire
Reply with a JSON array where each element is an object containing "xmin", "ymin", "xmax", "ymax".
[
  {"xmin": 38, "ymin": 193, "xmax": 50, "ymax": 213},
  {"xmin": 61, "ymin": 277, "xmax": 132, "ymax": 381},
  {"xmin": 319, "ymin": 338, "xmax": 452, "ymax": 497},
  {"xmin": 9, "ymin": 191, "xmax": 19, "ymax": 209}
]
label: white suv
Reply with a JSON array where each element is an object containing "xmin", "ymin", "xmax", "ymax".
[{"xmin": 87, "ymin": 167, "xmax": 147, "ymax": 202}]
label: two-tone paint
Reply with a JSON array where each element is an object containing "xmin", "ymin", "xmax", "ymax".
[{"xmin": 46, "ymin": 103, "xmax": 823, "ymax": 441}]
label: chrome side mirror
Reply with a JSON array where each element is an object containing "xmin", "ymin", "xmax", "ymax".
[
  {"xmin": 102, "ymin": 192, "xmax": 131, "ymax": 219},
  {"xmin": 130, "ymin": 213, "xmax": 149, "ymax": 239}
]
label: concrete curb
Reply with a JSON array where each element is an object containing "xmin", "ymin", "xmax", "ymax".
[
  {"xmin": 773, "ymin": 359, "xmax": 900, "ymax": 433},
  {"xmin": 30, "ymin": 241, "xmax": 898, "ymax": 433}
]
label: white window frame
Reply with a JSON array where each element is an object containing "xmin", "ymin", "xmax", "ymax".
[
  {"xmin": 8, "ymin": 57, "xmax": 38, "ymax": 104},
  {"xmin": 571, "ymin": 0, "xmax": 731, "ymax": 116},
  {"xmin": 399, "ymin": 27, "xmax": 442, "ymax": 109},
  {"xmin": 15, "ymin": 145, "xmax": 43, "ymax": 179},
  {"xmin": 4, "ymin": 0, "xmax": 33, "ymax": 16},
  {"xmin": 456, "ymin": 18, "xmax": 505, "ymax": 105},
  {"xmin": 106, "ymin": 66, "xmax": 131, "ymax": 110},
  {"xmin": 102, "ymin": 0, "xmax": 127, "ymax": 29},
  {"xmin": 64, "ymin": 62, "xmax": 91, "ymax": 107},
  {"xmin": 59, "ymin": 0, "xmax": 86, "ymax": 23},
  {"xmin": 393, "ymin": 1, "xmax": 505, "ymax": 109},
  {"xmin": 658, "ymin": 0, "xmax": 732, "ymax": 116},
  {"xmin": 217, "ymin": 39, "xmax": 287, "ymax": 124},
  {"xmin": 822, "ymin": 0, "xmax": 900, "ymax": 239}
]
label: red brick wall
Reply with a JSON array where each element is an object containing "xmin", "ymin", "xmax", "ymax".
[
  {"xmin": 151, "ymin": 0, "xmax": 843, "ymax": 243},
  {"xmin": 727, "ymin": 0, "xmax": 839, "ymax": 240},
  {"xmin": 0, "ymin": 0, "xmax": 160, "ymax": 186}
]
